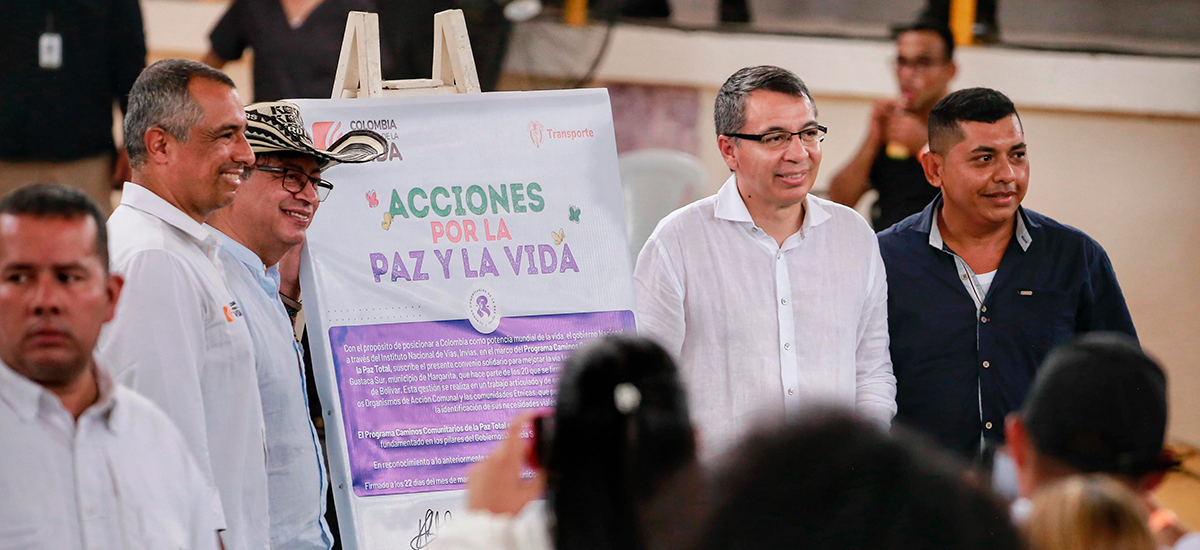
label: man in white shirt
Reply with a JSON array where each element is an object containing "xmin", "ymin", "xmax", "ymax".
[
  {"xmin": 634, "ymin": 65, "xmax": 896, "ymax": 459},
  {"xmin": 1005, "ymin": 333, "xmax": 1198, "ymax": 550},
  {"xmin": 207, "ymin": 101, "xmax": 386, "ymax": 550},
  {"xmin": 0, "ymin": 183, "xmax": 220, "ymax": 550},
  {"xmin": 97, "ymin": 58, "xmax": 269, "ymax": 550}
]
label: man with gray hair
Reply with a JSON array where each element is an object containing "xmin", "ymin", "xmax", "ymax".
[
  {"xmin": 97, "ymin": 58, "xmax": 268, "ymax": 550},
  {"xmin": 635, "ymin": 65, "xmax": 896, "ymax": 460}
]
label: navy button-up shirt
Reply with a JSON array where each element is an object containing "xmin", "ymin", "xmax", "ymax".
[{"xmin": 878, "ymin": 196, "xmax": 1137, "ymax": 457}]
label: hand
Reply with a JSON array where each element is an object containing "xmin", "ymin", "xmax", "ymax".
[
  {"xmin": 867, "ymin": 99, "xmax": 899, "ymax": 144},
  {"xmin": 886, "ymin": 110, "xmax": 929, "ymax": 157},
  {"xmin": 466, "ymin": 413, "xmax": 545, "ymax": 516}
]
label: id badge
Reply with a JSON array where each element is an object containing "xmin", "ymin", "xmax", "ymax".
[{"xmin": 39, "ymin": 32, "xmax": 63, "ymax": 70}]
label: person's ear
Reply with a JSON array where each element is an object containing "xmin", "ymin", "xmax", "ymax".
[
  {"xmin": 103, "ymin": 273, "xmax": 124, "ymax": 323},
  {"xmin": 919, "ymin": 148, "xmax": 944, "ymax": 188},
  {"xmin": 143, "ymin": 127, "xmax": 172, "ymax": 165},
  {"xmin": 717, "ymin": 134, "xmax": 739, "ymax": 172}
]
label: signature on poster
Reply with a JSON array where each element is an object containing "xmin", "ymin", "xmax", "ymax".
[{"xmin": 410, "ymin": 509, "xmax": 453, "ymax": 550}]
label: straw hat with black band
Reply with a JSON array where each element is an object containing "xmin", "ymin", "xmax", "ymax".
[{"xmin": 243, "ymin": 101, "xmax": 387, "ymax": 170}]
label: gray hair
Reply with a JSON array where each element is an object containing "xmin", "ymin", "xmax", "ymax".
[
  {"xmin": 714, "ymin": 66, "xmax": 815, "ymax": 136},
  {"xmin": 124, "ymin": 58, "xmax": 237, "ymax": 168}
]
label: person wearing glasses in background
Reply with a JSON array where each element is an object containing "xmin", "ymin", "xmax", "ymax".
[
  {"xmin": 828, "ymin": 23, "xmax": 957, "ymax": 231},
  {"xmin": 635, "ymin": 65, "xmax": 896, "ymax": 461},
  {"xmin": 208, "ymin": 102, "xmax": 386, "ymax": 550}
]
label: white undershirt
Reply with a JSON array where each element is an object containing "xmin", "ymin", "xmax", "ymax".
[{"xmin": 976, "ymin": 270, "xmax": 998, "ymax": 296}]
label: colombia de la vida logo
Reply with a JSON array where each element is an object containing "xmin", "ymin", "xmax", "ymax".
[{"xmin": 311, "ymin": 120, "xmax": 404, "ymax": 162}]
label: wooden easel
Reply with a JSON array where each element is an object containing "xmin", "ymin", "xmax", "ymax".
[{"xmin": 331, "ymin": 10, "xmax": 482, "ymax": 99}]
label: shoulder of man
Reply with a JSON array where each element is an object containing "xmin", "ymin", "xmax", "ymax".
[
  {"xmin": 1021, "ymin": 207, "xmax": 1111, "ymax": 259},
  {"xmin": 644, "ymin": 194, "xmax": 720, "ymax": 244}
]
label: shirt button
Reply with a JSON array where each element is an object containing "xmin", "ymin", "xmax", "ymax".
[
  {"xmin": 961, "ymin": 274, "xmax": 968, "ymax": 280},
  {"xmin": 982, "ymin": 361, "xmax": 990, "ymax": 368},
  {"xmin": 781, "ymin": 298, "xmax": 788, "ymax": 305},
  {"xmin": 981, "ymin": 306, "xmax": 988, "ymax": 313},
  {"xmin": 752, "ymin": 227, "xmax": 759, "ymax": 233},
  {"xmin": 981, "ymin": 317, "xmax": 990, "ymax": 323},
  {"xmin": 784, "ymin": 343, "xmax": 791, "ymax": 351},
  {"xmin": 985, "ymin": 422, "xmax": 994, "ymax": 430},
  {"xmin": 787, "ymin": 388, "xmax": 795, "ymax": 396}
]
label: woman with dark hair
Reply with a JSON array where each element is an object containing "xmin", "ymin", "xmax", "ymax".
[{"xmin": 431, "ymin": 335, "xmax": 700, "ymax": 550}]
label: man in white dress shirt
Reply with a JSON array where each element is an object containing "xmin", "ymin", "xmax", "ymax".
[
  {"xmin": 635, "ymin": 65, "xmax": 896, "ymax": 459},
  {"xmin": 0, "ymin": 183, "xmax": 221, "ymax": 550},
  {"xmin": 207, "ymin": 102, "xmax": 386, "ymax": 550},
  {"xmin": 97, "ymin": 58, "xmax": 269, "ymax": 549}
]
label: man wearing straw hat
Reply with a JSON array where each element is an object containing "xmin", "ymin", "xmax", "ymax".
[{"xmin": 209, "ymin": 101, "xmax": 386, "ymax": 550}]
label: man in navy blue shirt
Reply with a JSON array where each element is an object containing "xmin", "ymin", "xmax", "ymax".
[{"xmin": 878, "ymin": 88, "xmax": 1136, "ymax": 458}]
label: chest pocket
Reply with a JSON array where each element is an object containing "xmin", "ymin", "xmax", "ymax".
[{"xmin": 1010, "ymin": 288, "xmax": 1075, "ymax": 354}]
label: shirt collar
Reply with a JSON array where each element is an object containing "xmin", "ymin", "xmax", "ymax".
[
  {"xmin": 0, "ymin": 357, "xmax": 120, "ymax": 432},
  {"xmin": 215, "ymin": 229, "xmax": 283, "ymax": 298},
  {"xmin": 713, "ymin": 174, "xmax": 832, "ymax": 231},
  {"xmin": 926, "ymin": 196, "xmax": 1033, "ymax": 252},
  {"xmin": 120, "ymin": 182, "xmax": 223, "ymax": 254}
]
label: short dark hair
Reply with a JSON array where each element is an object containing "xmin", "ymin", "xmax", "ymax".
[
  {"xmin": 893, "ymin": 22, "xmax": 956, "ymax": 61},
  {"xmin": 715, "ymin": 66, "xmax": 815, "ymax": 136},
  {"xmin": 1022, "ymin": 333, "xmax": 1175, "ymax": 477},
  {"xmin": 549, "ymin": 335, "xmax": 696, "ymax": 550},
  {"xmin": 124, "ymin": 58, "xmax": 237, "ymax": 168},
  {"xmin": 0, "ymin": 184, "xmax": 109, "ymax": 270},
  {"xmin": 696, "ymin": 413, "xmax": 1022, "ymax": 550},
  {"xmin": 927, "ymin": 87, "xmax": 1020, "ymax": 154}
]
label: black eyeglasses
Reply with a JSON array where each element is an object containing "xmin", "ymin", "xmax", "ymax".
[
  {"xmin": 245, "ymin": 165, "xmax": 333, "ymax": 202},
  {"xmin": 724, "ymin": 125, "xmax": 827, "ymax": 150}
]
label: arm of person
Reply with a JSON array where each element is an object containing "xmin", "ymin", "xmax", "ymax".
[
  {"xmin": 854, "ymin": 237, "xmax": 898, "ymax": 424},
  {"xmin": 826, "ymin": 100, "xmax": 892, "ymax": 208},
  {"xmin": 431, "ymin": 415, "xmax": 549, "ymax": 550},
  {"xmin": 97, "ymin": 250, "xmax": 225, "ymax": 529},
  {"xmin": 206, "ymin": 0, "xmax": 249, "ymax": 68},
  {"xmin": 633, "ymin": 236, "xmax": 687, "ymax": 359},
  {"xmin": 1078, "ymin": 242, "xmax": 1138, "ymax": 340}
]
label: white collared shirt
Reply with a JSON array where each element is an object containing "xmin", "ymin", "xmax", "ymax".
[
  {"xmin": 215, "ymin": 232, "xmax": 332, "ymax": 550},
  {"xmin": 634, "ymin": 175, "xmax": 896, "ymax": 460},
  {"xmin": 98, "ymin": 182, "xmax": 269, "ymax": 550},
  {"xmin": 0, "ymin": 359, "xmax": 220, "ymax": 550}
]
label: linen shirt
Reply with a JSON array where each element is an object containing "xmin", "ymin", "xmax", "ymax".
[
  {"xmin": 98, "ymin": 182, "xmax": 269, "ymax": 550},
  {"xmin": 0, "ymin": 359, "xmax": 220, "ymax": 550},
  {"xmin": 635, "ymin": 175, "xmax": 896, "ymax": 459},
  {"xmin": 878, "ymin": 196, "xmax": 1137, "ymax": 457},
  {"xmin": 216, "ymin": 232, "xmax": 332, "ymax": 550}
]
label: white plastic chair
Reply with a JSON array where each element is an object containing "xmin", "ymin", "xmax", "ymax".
[{"xmin": 619, "ymin": 148, "xmax": 709, "ymax": 266}]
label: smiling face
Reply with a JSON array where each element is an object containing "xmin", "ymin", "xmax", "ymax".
[
  {"xmin": 211, "ymin": 152, "xmax": 322, "ymax": 267},
  {"xmin": 718, "ymin": 90, "xmax": 823, "ymax": 210},
  {"xmin": 0, "ymin": 214, "xmax": 121, "ymax": 387},
  {"xmin": 924, "ymin": 114, "xmax": 1029, "ymax": 228},
  {"xmin": 168, "ymin": 78, "xmax": 255, "ymax": 218}
]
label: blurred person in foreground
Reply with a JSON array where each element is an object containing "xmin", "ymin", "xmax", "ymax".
[
  {"xmin": 1024, "ymin": 475, "xmax": 1157, "ymax": 550},
  {"xmin": 208, "ymin": 101, "xmax": 386, "ymax": 550},
  {"xmin": 828, "ymin": 22, "xmax": 956, "ymax": 231},
  {"xmin": 879, "ymin": 88, "xmax": 1136, "ymax": 459},
  {"xmin": 96, "ymin": 58, "xmax": 269, "ymax": 550},
  {"xmin": 1005, "ymin": 333, "xmax": 1197, "ymax": 550},
  {"xmin": 635, "ymin": 65, "xmax": 896, "ymax": 461},
  {"xmin": 0, "ymin": 184, "xmax": 220, "ymax": 549},
  {"xmin": 0, "ymin": 0, "xmax": 147, "ymax": 212},
  {"xmin": 431, "ymin": 335, "xmax": 703, "ymax": 550},
  {"xmin": 695, "ymin": 412, "xmax": 1022, "ymax": 550}
]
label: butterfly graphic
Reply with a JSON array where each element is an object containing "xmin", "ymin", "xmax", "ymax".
[
  {"xmin": 568, "ymin": 205, "xmax": 581, "ymax": 223},
  {"xmin": 366, "ymin": 190, "xmax": 379, "ymax": 208},
  {"xmin": 381, "ymin": 212, "xmax": 393, "ymax": 230},
  {"xmin": 552, "ymin": 229, "xmax": 565, "ymax": 245}
]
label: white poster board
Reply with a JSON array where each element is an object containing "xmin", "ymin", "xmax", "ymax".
[{"xmin": 292, "ymin": 89, "xmax": 636, "ymax": 550}]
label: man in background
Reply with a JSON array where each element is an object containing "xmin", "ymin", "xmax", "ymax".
[
  {"xmin": 828, "ymin": 23, "xmax": 956, "ymax": 231},
  {"xmin": 0, "ymin": 184, "xmax": 220, "ymax": 549},
  {"xmin": 0, "ymin": 0, "xmax": 147, "ymax": 213}
]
